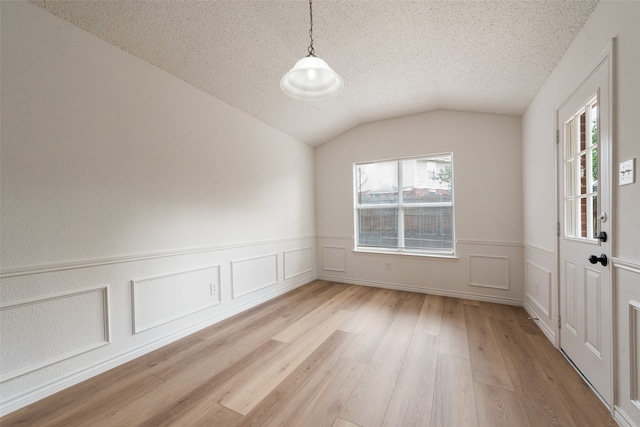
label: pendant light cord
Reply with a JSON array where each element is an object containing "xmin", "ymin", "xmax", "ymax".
[{"xmin": 307, "ymin": 0, "xmax": 315, "ymax": 57}]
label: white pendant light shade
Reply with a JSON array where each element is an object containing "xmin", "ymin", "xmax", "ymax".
[{"xmin": 281, "ymin": 56, "xmax": 344, "ymax": 100}]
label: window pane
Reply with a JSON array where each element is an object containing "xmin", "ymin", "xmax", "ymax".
[
  {"xmin": 402, "ymin": 156, "xmax": 452, "ymax": 204},
  {"xmin": 580, "ymin": 196, "xmax": 587, "ymax": 238},
  {"xmin": 590, "ymin": 102, "xmax": 599, "ymax": 192},
  {"xmin": 404, "ymin": 207, "xmax": 453, "ymax": 251},
  {"xmin": 590, "ymin": 103, "xmax": 598, "ymax": 148},
  {"xmin": 357, "ymin": 208, "xmax": 398, "ymax": 248},
  {"xmin": 356, "ymin": 162, "xmax": 398, "ymax": 205},
  {"xmin": 567, "ymin": 119, "xmax": 576, "ymax": 158},
  {"xmin": 580, "ymin": 111, "xmax": 587, "ymax": 152},
  {"xmin": 579, "ymin": 153, "xmax": 587, "ymax": 195},
  {"xmin": 591, "ymin": 195, "xmax": 598, "ymax": 238},
  {"xmin": 591, "ymin": 147, "xmax": 598, "ymax": 193},
  {"xmin": 566, "ymin": 159, "xmax": 576, "ymax": 197},
  {"xmin": 566, "ymin": 198, "xmax": 576, "ymax": 237}
]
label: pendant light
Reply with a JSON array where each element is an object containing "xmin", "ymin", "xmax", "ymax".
[{"xmin": 280, "ymin": 0, "xmax": 343, "ymax": 100}]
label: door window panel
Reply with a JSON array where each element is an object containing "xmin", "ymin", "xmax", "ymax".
[{"xmin": 564, "ymin": 95, "xmax": 598, "ymax": 240}]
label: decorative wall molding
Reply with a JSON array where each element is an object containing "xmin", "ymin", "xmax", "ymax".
[
  {"xmin": 468, "ymin": 254, "xmax": 510, "ymax": 290},
  {"xmin": 231, "ymin": 253, "xmax": 278, "ymax": 299},
  {"xmin": 613, "ymin": 405, "xmax": 638, "ymax": 427},
  {"xmin": 322, "ymin": 246, "xmax": 347, "ymax": 272},
  {"xmin": 319, "ymin": 236, "xmax": 524, "ymax": 247},
  {"xmin": 316, "ymin": 235, "xmax": 352, "ymax": 240},
  {"xmin": 630, "ymin": 300, "xmax": 640, "ymax": 408},
  {"xmin": 523, "ymin": 243, "xmax": 556, "ymax": 258},
  {"xmin": 0, "ymin": 286, "xmax": 110, "ymax": 383},
  {"xmin": 132, "ymin": 265, "xmax": 221, "ymax": 334},
  {"xmin": 317, "ymin": 273, "xmax": 522, "ymax": 306},
  {"xmin": 0, "ymin": 235, "xmax": 315, "ymax": 278},
  {"xmin": 613, "ymin": 257, "xmax": 640, "ymax": 275},
  {"xmin": 525, "ymin": 261, "xmax": 552, "ymax": 317},
  {"xmin": 457, "ymin": 239, "xmax": 523, "ymax": 248},
  {"xmin": 612, "ymin": 255, "xmax": 640, "ymax": 419},
  {"xmin": 283, "ymin": 247, "xmax": 313, "ymax": 280}
]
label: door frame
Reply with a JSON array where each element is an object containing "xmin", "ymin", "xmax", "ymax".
[{"xmin": 554, "ymin": 39, "xmax": 615, "ymax": 408}]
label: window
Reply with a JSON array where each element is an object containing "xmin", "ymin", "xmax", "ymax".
[{"xmin": 354, "ymin": 154, "xmax": 454, "ymax": 255}]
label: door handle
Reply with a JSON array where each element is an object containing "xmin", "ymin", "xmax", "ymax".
[{"xmin": 588, "ymin": 254, "xmax": 608, "ymax": 267}]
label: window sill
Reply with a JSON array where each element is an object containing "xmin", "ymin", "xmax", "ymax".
[{"xmin": 353, "ymin": 248, "xmax": 459, "ymax": 260}]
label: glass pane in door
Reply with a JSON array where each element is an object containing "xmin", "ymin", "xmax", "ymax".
[{"xmin": 564, "ymin": 95, "xmax": 598, "ymax": 240}]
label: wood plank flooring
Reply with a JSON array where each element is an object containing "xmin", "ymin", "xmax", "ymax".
[{"xmin": 1, "ymin": 280, "xmax": 617, "ymax": 426}]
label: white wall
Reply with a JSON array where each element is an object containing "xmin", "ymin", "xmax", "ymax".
[
  {"xmin": 315, "ymin": 110, "xmax": 524, "ymax": 304},
  {"xmin": 0, "ymin": 2, "xmax": 316, "ymax": 414},
  {"xmin": 522, "ymin": 1, "xmax": 640, "ymax": 425}
]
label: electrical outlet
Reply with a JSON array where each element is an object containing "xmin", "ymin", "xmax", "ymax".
[
  {"xmin": 210, "ymin": 283, "xmax": 218, "ymax": 296},
  {"xmin": 385, "ymin": 262, "xmax": 392, "ymax": 270},
  {"xmin": 620, "ymin": 158, "xmax": 636, "ymax": 186}
]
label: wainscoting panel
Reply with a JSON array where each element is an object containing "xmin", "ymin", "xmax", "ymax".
[
  {"xmin": 525, "ymin": 261, "xmax": 552, "ymax": 317},
  {"xmin": 283, "ymin": 247, "xmax": 313, "ymax": 280},
  {"xmin": 318, "ymin": 237, "xmax": 524, "ymax": 306},
  {"xmin": 0, "ymin": 287, "xmax": 109, "ymax": 382},
  {"xmin": 631, "ymin": 301, "xmax": 640, "ymax": 405},
  {"xmin": 1, "ymin": 236, "xmax": 315, "ymax": 415},
  {"xmin": 522, "ymin": 245, "xmax": 557, "ymax": 345},
  {"xmin": 612, "ymin": 258, "xmax": 640, "ymax": 426},
  {"xmin": 231, "ymin": 254, "xmax": 278, "ymax": 299},
  {"xmin": 132, "ymin": 265, "xmax": 221, "ymax": 334},
  {"xmin": 322, "ymin": 246, "xmax": 347, "ymax": 272},
  {"xmin": 468, "ymin": 254, "xmax": 509, "ymax": 290}
]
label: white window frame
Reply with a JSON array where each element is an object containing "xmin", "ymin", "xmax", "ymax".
[{"xmin": 353, "ymin": 153, "xmax": 456, "ymax": 258}]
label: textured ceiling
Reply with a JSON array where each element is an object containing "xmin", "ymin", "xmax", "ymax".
[{"xmin": 31, "ymin": 0, "xmax": 599, "ymax": 146}]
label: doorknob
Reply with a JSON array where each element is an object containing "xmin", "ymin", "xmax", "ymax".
[{"xmin": 588, "ymin": 254, "xmax": 608, "ymax": 267}]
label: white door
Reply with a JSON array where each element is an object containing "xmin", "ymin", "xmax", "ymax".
[{"xmin": 557, "ymin": 47, "xmax": 612, "ymax": 407}]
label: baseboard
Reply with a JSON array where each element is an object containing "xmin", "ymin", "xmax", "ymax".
[
  {"xmin": 316, "ymin": 274, "xmax": 523, "ymax": 306},
  {"xmin": 522, "ymin": 300, "xmax": 558, "ymax": 346},
  {"xmin": 0, "ymin": 275, "xmax": 315, "ymax": 416},
  {"xmin": 613, "ymin": 406, "xmax": 638, "ymax": 427}
]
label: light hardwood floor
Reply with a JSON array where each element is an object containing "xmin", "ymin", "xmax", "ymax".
[{"xmin": 1, "ymin": 280, "xmax": 617, "ymax": 426}]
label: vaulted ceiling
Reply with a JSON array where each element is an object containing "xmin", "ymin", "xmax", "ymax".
[{"xmin": 31, "ymin": 0, "xmax": 599, "ymax": 146}]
